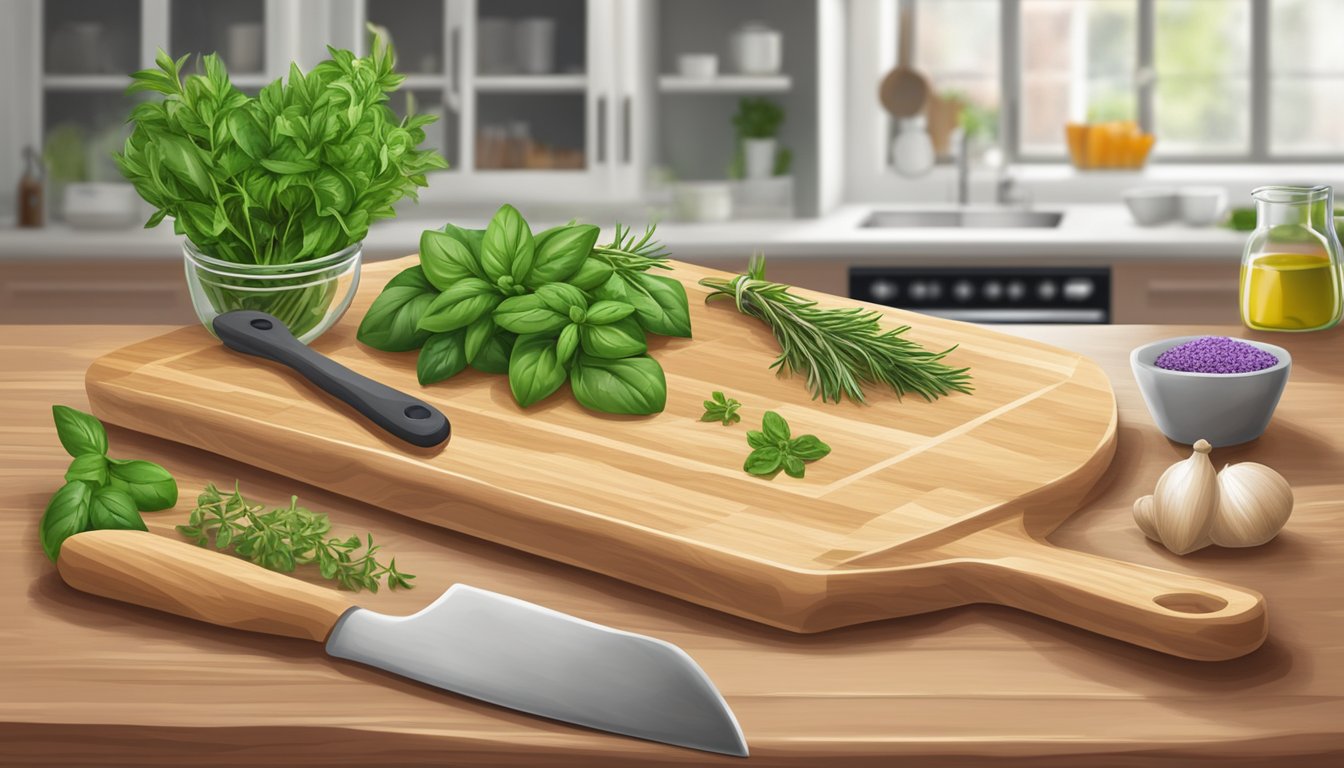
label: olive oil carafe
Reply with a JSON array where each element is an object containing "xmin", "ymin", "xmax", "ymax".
[{"xmin": 1240, "ymin": 185, "xmax": 1343, "ymax": 332}]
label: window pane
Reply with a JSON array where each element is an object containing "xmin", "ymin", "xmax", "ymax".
[
  {"xmin": 914, "ymin": 0, "xmax": 1000, "ymax": 114},
  {"xmin": 1269, "ymin": 0, "xmax": 1344, "ymax": 154},
  {"xmin": 1020, "ymin": 0, "xmax": 1137, "ymax": 155},
  {"xmin": 1271, "ymin": 77, "xmax": 1344, "ymax": 155},
  {"xmin": 1152, "ymin": 0, "xmax": 1251, "ymax": 155}
]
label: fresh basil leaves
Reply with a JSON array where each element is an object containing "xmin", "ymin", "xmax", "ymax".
[
  {"xmin": 39, "ymin": 406, "xmax": 178, "ymax": 561},
  {"xmin": 701, "ymin": 391, "xmax": 743, "ymax": 426},
  {"xmin": 358, "ymin": 204, "xmax": 691, "ymax": 415},
  {"xmin": 744, "ymin": 411, "xmax": 832, "ymax": 479}
]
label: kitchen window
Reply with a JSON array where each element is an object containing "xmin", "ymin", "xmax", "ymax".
[{"xmin": 903, "ymin": 0, "xmax": 1342, "ymax": 163}]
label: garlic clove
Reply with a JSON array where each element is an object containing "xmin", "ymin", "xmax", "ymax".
[
  {"xmin": 1210, "ymin": 462, "xmax": 1294, "ymax": 548},
  {"xmin": 1152, "ymin": 439, "xmax": 1218, "ymax": 555},
  {"xmin": 1132, "ymin": 495, "xmax": 1161, "ymax": 542}
]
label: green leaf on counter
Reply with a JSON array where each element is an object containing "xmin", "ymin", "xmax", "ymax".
[
  {"xmin": 463, "ymin": 315, "xmax": 495, "ymax": 364},
  {"xmin": 471, "ymin": 331, "xmax": 516, "ymax": 374},
  {"xmin": 570, "ymin": 354, "xmax": 667, "ymax": 415},
  {"xmin": 623, "ymin": 272, "xmax": 692, "ymax": 338},
  {"xmin": 565, "ymin": 257, "xmax": 614, "ymax": 292},
  {"xmin": 88, "ymin": 486, "xmax": 147, "ymax": 532},
  {"xmin": 526, "ymin": 224, "xmax": 600, "ymax": 288},
  {"xmin": 357, "ymin": 265, "xmax": 438, "ymax": 352},
  {"xmin": 584, "ymin": 300, "xmax": 636, "ymax": 326},
  {"xmin": 417, "ymin": 278, "xmax": 501, "ymax": 333},
  {"xmin": 534, "ymin": 282, "xmax": 589, "ymax": 315},
  {"xmin": 762, "ymin": 411, "xmax": 792, "ymax": 443},
  {"xmin": 700, "ymin": 391, "xmax": 742, "ymax": 426},
  {"xmin": 40, "ymin": 481, "xmax": 93, "ymax": 562},
  {"xmin": 421, "ymin": 228, "xmax": 484, "ymax": 289},
  {"xmin": 556, "ymin": 324, "xmax": 579, "ymax": 365},
  {"xmin": 580, "ymin": 317, "xmax": 647, "ymax": 359},
  {"xmin": 742, "ymin": 411, "xmax": 830, "ymax": 480},
  {"xmin": 108, "ymin": 458, "xmax": 179, "ymax": 511},
  {"xmin": 52, "ymin": 405, "xmax": 108, "ymax": 458},
  {"xmin": 417, "ymin": 330, "xmax": 469, "ymax": 385},
  {"xmin": 493, "ymin": 294, "xmax": 570, "ymax": 335},
  {"xmin": 65, "ymin": 454, "xmax": 110, "ymax": 485},
  {"xmin": 481, "ymin": 204, "xmax": 535, "ymax": 287},
  {"xmin": 744, "ymin": 447, "xmax": 784, "ymax": 476},
  {"xmin": 508, "ymin": 334, "xmax": 568, "ymax": 408}
]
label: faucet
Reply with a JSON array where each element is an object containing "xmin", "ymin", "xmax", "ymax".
[{"xmin": 955, "ymin": 127, "xmax": 970, "ymax": 206}]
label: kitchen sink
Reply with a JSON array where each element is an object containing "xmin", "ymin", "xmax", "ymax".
[{"xmin": 860, "ymin": 209, "xmax": 1064, "ymax": 229}]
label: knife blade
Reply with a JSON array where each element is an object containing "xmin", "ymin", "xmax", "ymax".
[{"xmin": 56, "ymin": 529, "xmax": 747, "ymax": 757}]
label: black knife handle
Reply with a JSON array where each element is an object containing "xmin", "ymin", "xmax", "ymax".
[{"xmin": 212, "ymin": 311, "xmax": 451, "ymax": 448}]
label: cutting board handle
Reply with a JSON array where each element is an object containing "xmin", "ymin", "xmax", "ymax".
[
  {"xmin": 212, "ymin": 310, "xmax": 451, "ymax": 448},
  {"xmin": 57, "ymin": 529, "xmax": 357, "ymax": 643},
  {"xmin": 961, "ymin": 526, "xmax": 1268, "ymax": 661}
]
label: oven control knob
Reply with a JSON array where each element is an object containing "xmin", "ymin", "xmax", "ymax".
[
  {"xmin": 870, "ymin": 279, "xmax": 897, "ymax": 302},
  {"xmin": 1063, "ymin": 277, "xmax": 1094, "ymax": 301},
  {"xmin": 1037, "ymin": 279, "xmax": 1058, "ymax": 301},
  {"xmin": 952, "ymin": 280, "xmax": 974, "ymax": 302},
  {"xmin": 983, "ymin": 280, "xmax": 1003, "ymax": 301},
  {"xmin": 1006, "ymin": 280, "xmax": 1026, "ymax": 301},
  {"xmin": 908, "ymin": 281, "xmax": 927, "ymax": 301},
  {"xmin": 926, "ymin": 281, "xmax": 943, "ymax": 300}
]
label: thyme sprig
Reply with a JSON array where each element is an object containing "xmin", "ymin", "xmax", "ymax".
[
  {"xmin": 593, "ymin": 222, "xmax": 671, "ymax": 274},
  {"xmin": 178, "ymin": 483, "xmax": 414, "ymax": 592},
  {"xmin": 700, "ymin": 254, "xmax": 973, "ymax": 404}
]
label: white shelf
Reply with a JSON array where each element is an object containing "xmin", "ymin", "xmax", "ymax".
[
  {"xmin": 41, "ymin": 75, "xmax": 128, "ymax": 91},
  {"xmin": 475, "ymin": 74, "xmax": 588, "ymax": 93},
  {"xmin": 658, "ymin": 74, "xmax": 792, "ymax": 94},
  {"xmin": 229, "ymin": 73, "xmax": 271, "ymax": 88}
]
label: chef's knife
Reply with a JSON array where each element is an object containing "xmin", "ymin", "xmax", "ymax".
[
  {"xmin": 212, "ymin": 310, "xmax": 450, "ymax": 448},
  {"xmin": 56, "ymin": 529, "xmax": 747, "ymax": 757}
]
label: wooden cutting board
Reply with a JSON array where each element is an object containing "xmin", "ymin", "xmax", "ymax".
[{"xmin": 85, "ymin": 257, "xmax": 1267, "ymax": 660}]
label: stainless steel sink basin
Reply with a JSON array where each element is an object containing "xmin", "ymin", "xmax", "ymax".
[{"xmin": 861, "ymin": 209, "xmax": 1064, "ymax": 229}]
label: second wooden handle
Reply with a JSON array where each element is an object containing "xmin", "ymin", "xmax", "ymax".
[{"xmin": 57, "ymin": 529, "xmax": 357, "ymax": 642}]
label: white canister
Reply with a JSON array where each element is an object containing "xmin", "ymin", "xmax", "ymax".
[
  {"xmin": 678, "ymin": 53, "xmax": 719, "ymax": 79},
  {"xmin": 742, "ymin": 138, "xmax": 778, "ymax": 180},
  {"xmin": 477, "ymin": 18, "xmax": 516, "ymax": 74},
  {"xmin": 674, "ymin": 182, "xmax": 733, "ymax": 222},
  {"xmin": 891, "ymin": 116, "xmax": 935, "ymax": 178},
  {"xmin": 515, "ymin": 18, "xmax": 557, "ymax": 75},
  {"xmin": 732, "ymin": 23, "xmax": 783, "ymax": 75}
]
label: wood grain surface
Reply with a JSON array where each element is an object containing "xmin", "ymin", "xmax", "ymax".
[
  {"xmin": 82, "ymin": 259, "xmax": 1146, "ymax": 637},
  {"xmin": 2, "ymin": 324, "xmax": 1342, "ymax": 765}
]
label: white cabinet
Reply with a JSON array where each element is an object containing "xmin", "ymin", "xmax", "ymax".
[{"xmin": 357, "ymin": 0, "xmax": 637, "ymax": 203}]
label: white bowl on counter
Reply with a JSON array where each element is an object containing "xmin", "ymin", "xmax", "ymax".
[
  {"xmin": 1122, "ymin": 187, "xmax": 1180, "ymax": 226},
  {"xmin": 673, "ymin": 182, "xmax": 733, "ymax": 223},
  {"xmin": 1178, "ymin": 186, "xmax": 1228, "ymax": 226},
  {"xmin": 62, "ymin": 182, "xmax": 141, "ymax": 230}
]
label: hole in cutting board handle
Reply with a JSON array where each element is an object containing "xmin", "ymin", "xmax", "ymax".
[
  {"xmin": 404, "ymin": 405, "xmax": 432, "ymax": 420},
  {"xmin": 1154, "ymin": 592, "xmax": 1229, "ymax": 614},
  {"xmin": 250, "ymin": 318, "xmax": 273, "ymax": 331}
]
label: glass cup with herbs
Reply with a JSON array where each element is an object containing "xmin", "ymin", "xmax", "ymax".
[{"xmin": 116, "ymin": 37, "xmax": 446, "ymax": 343}]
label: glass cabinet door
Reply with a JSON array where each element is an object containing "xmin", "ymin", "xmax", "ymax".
[
  {"xmin": 169, "ymin": 0, "xmax": 267, "ymax": 79},
  {"xmin": 365, "ymin": 0, "xmax": 459, "ymax": 170}
]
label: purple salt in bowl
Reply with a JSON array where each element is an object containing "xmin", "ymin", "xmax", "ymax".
[{"xmin": 1130, "ymin": 335, "xmax": 1291, "ymax": 447}]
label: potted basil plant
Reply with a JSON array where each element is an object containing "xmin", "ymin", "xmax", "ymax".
[{"xmin": 116, "ymin": 35, "xmax": 447, "ymax": 342}]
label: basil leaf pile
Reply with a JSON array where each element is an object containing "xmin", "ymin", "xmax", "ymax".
[
  {"xmin": 357, "ymin": 204, "xmax": 692, "ymax": 416},
  {"xmin": 39, "ymin": 406, "xmax": 178, "ymax": 561}
]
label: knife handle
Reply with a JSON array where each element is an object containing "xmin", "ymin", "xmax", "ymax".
[
  {"xmin": 212, "ymin": 310, "xmax": 451, "ymax": 448},
  {"xmin": 57, "ymin": 529, "xmax": 357, "ymax": 643}
]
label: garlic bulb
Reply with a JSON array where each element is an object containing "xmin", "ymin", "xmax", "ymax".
[
  {"xmin": 1210, "ymin": 462, "xmax": 1294, "ymax": 547},
  {"xmin": 1132, "ymin": 495, "xmax": 1160, "ymax": 542},
  {"xmin": 1150, "ymin": 439, "xmax": 1218, "ymax": 555}
]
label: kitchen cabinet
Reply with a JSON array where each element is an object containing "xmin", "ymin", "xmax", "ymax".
[{"xmin": 1112, "ymin": 260, "xmax": 1243, "ymax": 325}]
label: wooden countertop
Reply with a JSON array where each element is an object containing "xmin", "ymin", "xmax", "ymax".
[{"xmin": 3, "ymin": 324, "xmax": 1342, "ymax": 767}]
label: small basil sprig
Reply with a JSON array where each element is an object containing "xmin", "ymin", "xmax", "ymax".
[
  {"xmin": 39, "ymin": 406, "xmax": 177, "ymax": 561},
  {"xmin": 357, "ymin": 204, "xmax": 688, "ymax": 415},
  {"xmin": 744, "ymin": 411, "xmax": 831, "ymax": 479},
  {"xmin": 701, "ymin": 391, "xmax": 743, "ymax": 426}
]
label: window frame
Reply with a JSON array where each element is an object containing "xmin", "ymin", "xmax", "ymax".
[{"xmin": 992, "ymin": 0, "xmax": 1341, "ymax": 164}]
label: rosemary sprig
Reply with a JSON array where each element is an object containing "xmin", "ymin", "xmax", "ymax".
[
  {"xmin": 178, "ymin": 483, "xmax": 415, "ymax": 592},
  {"xmin": 699, "ymin": 255, "xmax": 973, "ymax": 404},
  {"xmin": 593, "ymin": 222, "xmax": 671, "ymax": 274}
]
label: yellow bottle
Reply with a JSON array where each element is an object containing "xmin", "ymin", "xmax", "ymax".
[{"xmin": 1240, "ymin": 186, "xmax": 1343, "ymax": 332}]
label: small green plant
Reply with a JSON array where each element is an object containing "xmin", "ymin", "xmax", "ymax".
[
  {"xmin": 744, "ymin": 412, "xmax": 831, "ymax": 479},
  {"xmin": 179, "ymin": 483, "xmax": 414, "ymax": 593},
  {"xmin": 39, "ymin": 406, "xmax": 178, "ymax": 561},
  {"xmin": 732, "ymin": 97, "xmax": 784, "ymax": 139},
  {"xmin": 700, "ymin": 391, "xmax": 743, "ymax": 426}
]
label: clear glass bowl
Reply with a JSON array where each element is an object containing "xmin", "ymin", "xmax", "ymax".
[{"xmin": 183, "ymin": 240, "xmax": 362, "ymax": 344}]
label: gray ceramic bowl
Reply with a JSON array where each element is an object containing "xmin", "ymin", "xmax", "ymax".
[{"xmin": 1130, "ymin": 335, "xmax": 1291, "ymax": 447}]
